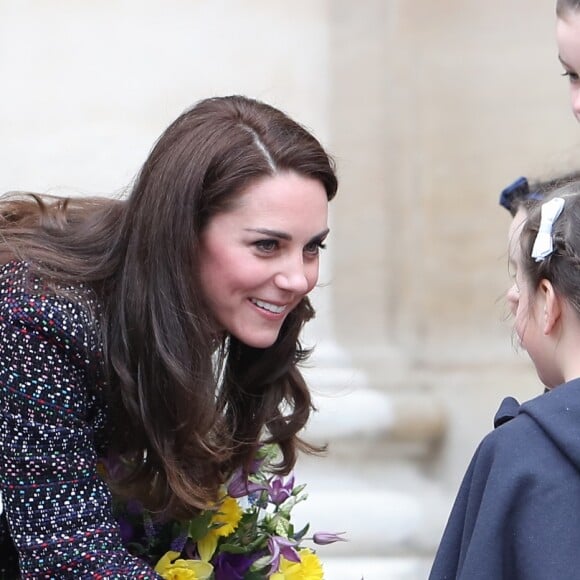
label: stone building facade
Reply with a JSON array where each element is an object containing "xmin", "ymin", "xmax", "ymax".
[{"xmin": 1, "ymin": 1, "xmax": 579, "ymax": 578}]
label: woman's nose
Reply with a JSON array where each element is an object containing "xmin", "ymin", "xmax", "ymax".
[
  {"xmin": 274, "ymin": 257, "xmax": 312, "ymax": 294},
  {"xmin": 572, "ymin": 88, "xmax": 580, "ymax": 121}
]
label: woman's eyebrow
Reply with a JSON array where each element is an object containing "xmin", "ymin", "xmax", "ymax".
[
  {"xmin": 559, "ymin": 54, "xmax": 573, "ymax": 69},
  {"xmin": 244, "ymin": 227, "xmax": 330, "ymax": 242},
  {"xmin": 309, "ymin": 229, "xmax": 330, "ymax": 242},
  {"xmin": 245, "ymin": 227, "xmax": 291, "ymax": 240}
]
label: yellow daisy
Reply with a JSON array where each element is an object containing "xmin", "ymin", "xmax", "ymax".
[
  {"xmin": 270, "ymin": 548, "xmax": 324, "ymax": 580},
  {"xmin": 197, "ymin": 495, "xmax": 243, "ymax": 561},
  {"xmin": 212, "ymin": 495, "xmax": 243, "ymax": 537},
  {"xmin": 154, "ymin": 550, "xmax": 214, "ymax": 580}
]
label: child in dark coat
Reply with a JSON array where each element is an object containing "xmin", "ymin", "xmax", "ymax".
[{"xmin": 430, "ymin": 181, "xmax": 580, "ymax": 579}]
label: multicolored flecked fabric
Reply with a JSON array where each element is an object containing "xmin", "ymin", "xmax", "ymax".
[{"xmin": 0, "ymin": 261, "xmax": 160, "ymax": 578}]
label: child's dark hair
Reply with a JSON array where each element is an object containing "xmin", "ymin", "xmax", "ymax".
[
  {"xmin": 499, "ymin": 171, "xmax": 580, "ymax": 217},
  {"xmin": 520, "ymin": 180, "xmax": 580, "ymax": 315}
]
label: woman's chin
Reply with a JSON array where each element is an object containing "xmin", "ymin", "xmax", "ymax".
[{"xmin": 232, "ymin": 330, "xmax": 280, "ymax": 350}]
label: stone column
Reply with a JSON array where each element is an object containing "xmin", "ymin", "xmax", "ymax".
[{"xmin": 294, "ymin": 4, "xmax": 448, "ymax": 578}]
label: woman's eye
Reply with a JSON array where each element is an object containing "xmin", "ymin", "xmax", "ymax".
[
  {"xmin": 562, "ymin": 70, "xmax": 580, "ymax": 83},
  {"xmin": 254, "ymin": 239, "xmax": 278, "ymax": 252},
  {"xmin": 304, "ymin": 240, "xmax": 327, "ymax": 256}
]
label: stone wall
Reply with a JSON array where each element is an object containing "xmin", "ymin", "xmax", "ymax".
[
  {"xmin": 2, "ymin": 1, "xmax": 580, "ymax": 578},
  {"xmin": 329, "ymin": 0, "xmax": 579, "ymax": 477}
]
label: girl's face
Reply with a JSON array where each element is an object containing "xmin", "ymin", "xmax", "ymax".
[
  {"xmin": 506, "ymin": 209, "xmax": 559, "ymax": 387},
  {"xmin": 557, "ymin": 10, "xmax": 580, "ymax": 121},
  {"xmin": 506, "ymin": 209, "xmax": 535, "ymax": 347},
  {"xmin": 198, "ymin": 171, "xmax": 329, "ymax": 349}
]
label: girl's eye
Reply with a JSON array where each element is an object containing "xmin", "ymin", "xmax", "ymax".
[
  {"xmin": 254, "ymin": 239, "xmax": 279, "ymax": 253},
  {"xmin": 304, "ymin": 240, "xmax": 327, "ymax": 256},
  {"xmin": 562, "ymin": 70, "xmax": 580, "ymax": 83}
]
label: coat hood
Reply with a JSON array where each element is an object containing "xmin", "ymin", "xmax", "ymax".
[{"xmin": 511, "ymin": 378, "xmax": 580, "ymax": 471}]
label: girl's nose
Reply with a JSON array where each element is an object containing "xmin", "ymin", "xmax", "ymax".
[{"xmin": 506, "ymin": 284, "xmax": 519, "ymax": 314}]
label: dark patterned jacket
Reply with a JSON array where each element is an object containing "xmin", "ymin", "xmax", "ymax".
[{"xmin": 0, "ymin": 261, "xmax": 159, "ymax": 578}]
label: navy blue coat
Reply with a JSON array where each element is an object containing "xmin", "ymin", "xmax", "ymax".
[{"xmin": 430, "ymin": 379, "xmax": 580, "ymax": 580}]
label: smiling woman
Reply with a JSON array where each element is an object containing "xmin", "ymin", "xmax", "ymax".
[
  {"xmin": 0, "ymin": 95, "xmax": 337, "ymax": 577},
  {"xmin": 556, "ymin": 0, "xmax": 580, "ymax": 120},
  {"xmin": 199, "ymin": 171, "xmax": 329, "ymax": 349}
]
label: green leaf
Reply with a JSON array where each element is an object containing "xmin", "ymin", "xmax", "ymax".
[
  {"xmin": 293, "ymin": 522, "xmax": 310, "ymax": 541},
  {"xmin": 188, "ymin": 511, "xmax": 214, "ymax": 541},
  {"xmin": 278, "ymin": 496, "xmax": 298, "ymax": 515},
  {"xmin": 291, "ymin": 483, "xmax": 308, "ymax": 497},
  {"xmin": 243, "ymin": 534, "xmax": 269, "ymax": 553},
  {"xmin": 274, "ymin": 516, "xmax": 291, "ymax": 537},
  {"xmin": 256, "ymin": 443, "xmax": 280, "ymax": 464},
  {"xmin": 250, "ymin": 555, "xmax": 273, "ymax": 572},
  {"xmin": 244, "ymin": 571, "xmax": 267, "ymax": 580},
  {"xmin": 217, "ymin": 542, "xmax": 251, "ymax": 554}
]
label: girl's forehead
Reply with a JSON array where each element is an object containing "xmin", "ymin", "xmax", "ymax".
[
  {"xmin": 508, "ymin": 209, "xmax": 527, "ymax": 261},
  {"xmin": 509, "ymin": 209, "xmax": 527, "ymax": 240}
]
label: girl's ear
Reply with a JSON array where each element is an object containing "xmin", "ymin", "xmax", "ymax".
[{"xmin": 539, "ymin": 278, "xmax": 561, "ymax": 335}]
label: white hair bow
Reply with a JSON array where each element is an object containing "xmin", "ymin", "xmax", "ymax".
[{"xmin": 531, "ymin": 197, "xmax": 565, "ymax": 262}]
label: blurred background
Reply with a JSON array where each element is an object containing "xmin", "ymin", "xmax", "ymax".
[{"xmin": 1, "ymin": 1, "xmax": 579, "ymax": 578}]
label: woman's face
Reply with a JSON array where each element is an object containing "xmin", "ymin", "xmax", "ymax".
[
  {"xmin": 557, "ymin": 10, "xmax": 580, "ymax": 121},
  {"xmin": 198, "ymin": 171, "xmax": 329, "ymax": 349}
]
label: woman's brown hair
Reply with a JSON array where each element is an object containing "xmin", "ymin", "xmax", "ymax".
[
  {"xmin": 0, "ymin": 95, "xmax": 337, "ymax": 519},
  {"xmin": 557, "ymin": 0, "xmax": 580, "ymax": 17}
]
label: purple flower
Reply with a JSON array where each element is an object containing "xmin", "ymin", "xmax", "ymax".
[
  {"xmin": 125, "ymin": 498, "xmax": 144, "ymax": 516},
  {"xmin": 117, "ymin": 516, "xmax": 135, "ymax": 543},
  {"xmin": 227, "ymin": 468, "xmax": 267, "ymax": 498},
  {"xmin": 268, "ymin": 474, "xmax": 294, "ymax": 506},
  {"xmin": 213, "ymin": 552, "xmax": 261, "ymax": 580},
  {"xmin": 249, "ymin": 455, "xmax": 265, "ymax": 473},
  {"xmin": 313, "ymin": 531, "xmax": 348, "ymax": 545},
  {"xmin": 143, "ymin": 511, "xmax": 157, "ymax": 542},
  {"xmin": 170, "ymin": 531, "xmax": 188, "ymax": 553},
  {"xmin": 267, "ymin": 536, "xmax": 300, "ymax": 572},
  {"xmin": 184, "ymin": 539, "xmax": 200, "ymax": 560}
]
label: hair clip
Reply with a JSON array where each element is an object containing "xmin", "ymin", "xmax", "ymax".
[
  {"xmin": 499, "ymin": 177, "xmax": 529, "ymax": 212},
  {"xmin": 499, "ymin": 176, "xmax": 543, "ymax": 215},
  {"xmin": 531, "ymin": 197, "xmax": 565, "ymax": 262}
]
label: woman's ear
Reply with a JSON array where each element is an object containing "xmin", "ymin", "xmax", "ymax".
[{"xmin": 539, "ymin": 278, "xmax": 561, "ymax": 335}]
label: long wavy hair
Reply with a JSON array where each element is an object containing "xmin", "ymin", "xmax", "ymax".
[
  {"xmin": 0, "ymin": 95, "xmax": 338, "ymax": 519},
  {"xmin": 557, "ymin": 0, "xmax": 580, "ymax": 16}
]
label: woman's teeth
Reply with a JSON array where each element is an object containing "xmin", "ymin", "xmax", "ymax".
[{"xmin": 251, "ymin": 298, "xmax": 286, "ymax": 314}]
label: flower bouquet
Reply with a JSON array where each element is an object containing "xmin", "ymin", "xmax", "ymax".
[{"xmin": 113, "ymin": 444, "xmax": 346, "ymax": 579}]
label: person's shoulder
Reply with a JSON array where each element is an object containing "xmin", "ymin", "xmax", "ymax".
[
  {"xmin": 0, "ymin": 260, "xmax": 102, "ymax": 349},
  {"xmin": 484, "ymin": 402, "xmax": 543, "ymax": 447},
  {"xmin": 464, "ymin": 398, "xmax": 537, "ymax": 467},
  {"xmin": 475, "ymin": 393, "xmax": 570, "ymax": 475}
]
